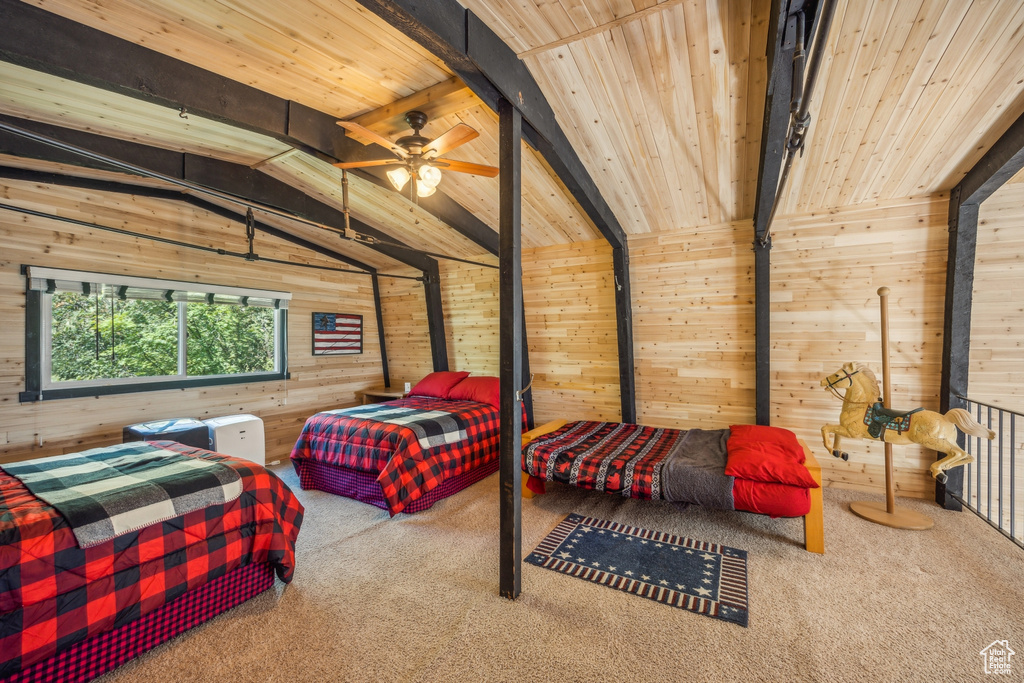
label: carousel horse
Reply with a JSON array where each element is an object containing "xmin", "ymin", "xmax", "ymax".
[{"xmin": 820, "ymin": 362, "xmax": 994, "ymax": 483}]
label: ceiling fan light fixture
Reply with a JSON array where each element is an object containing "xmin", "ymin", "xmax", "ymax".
[
  {"xmin": 419, "ymin": 164, "xmax": 442, "ymax": 189},
  {"xmin": 387, "ymin": 166, "xmax": 411, "ymax": 191},
  {"xmin": 416, "ymin": 182, "xmax": 436, "ymax": 198}
]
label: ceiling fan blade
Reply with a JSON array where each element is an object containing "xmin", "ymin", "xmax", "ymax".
[
  {"xmin": 434, "ymin": 158, "xmax": 499, "ymax": 178},
  {"xmin": 332, "ymin": 159, "xmax": 403, "ymax": 169},
  {"xmin": 423, "ymin": 123, "xmax": 479, "ymax": 157},
  {"xmin": 336, "ymin": 120, "xmax": 409, "ymax": 158}
]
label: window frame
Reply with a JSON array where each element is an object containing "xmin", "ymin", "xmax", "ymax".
[{"xmin": 21, "ymin": 267, "xmax": 290, "ymax": 402}]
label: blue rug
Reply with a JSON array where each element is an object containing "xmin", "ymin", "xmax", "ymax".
[{"xmin": 526, "ymin": 513, "xmax": 749, "ymax": 627}]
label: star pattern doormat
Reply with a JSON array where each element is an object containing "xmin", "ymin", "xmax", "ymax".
[{"xmin": 526, "ymin": 513, "xmax": 749, "ymax": 626}]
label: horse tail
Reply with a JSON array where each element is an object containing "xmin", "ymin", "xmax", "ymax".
[{"xmin": 945, "ymin": 408, "xmax": 996, "ymax": 440}]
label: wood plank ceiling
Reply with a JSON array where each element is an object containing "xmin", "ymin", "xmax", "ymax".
[
  {"xmin": 5, "ymin": 0, "xmax": 1024, "ymax": 250},
  {"xmin": 1, "ymin": 0, "xmax": 598, "ymax": 270},
  {"xmin": 459, "ymin": 0, "xmax": 1024, "ymax": 232}
]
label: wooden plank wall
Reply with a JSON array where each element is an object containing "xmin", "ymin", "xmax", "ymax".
[
  {"xmin": 383, "ymin": 195, "xmax": 952, "ymax": 499},
  {"xmin": 439, "ymin": 259, "xmax": 499, "ymax": 375},
  {"xmin": 971, "ymin": 181, "xmax": 1024, "ymax": 409},
  {"xmin": 971, "ymin": 181, "xmax": 1024, "ymax": 532},
  {"xmin": 629, "ymin": 220, "xmax": 756, "ymax": 429},
  {"xmin": 377, "ymin": 268, "xmax": 433, "ymax": 386},
  {"xmin": 379, "ymin": 240, "xmax": 620, "ymax": 422},
  {"xmin": 0, "ymin": 178, "xmax": 382, "ymax": 465},
  {"xmin": 523, "ymin": 240, "xmax": 620, "ymax": 423},
  {"xmin": 8, "ymin": 177, "xmax": 956, "ymax": 501},
  {"xmin": 770, "ymin": 194, "xmax": 950, "ymax": 498},
  {"xmin": 627, "ymin": 195, "xmax": 950, "ymax": 498}
]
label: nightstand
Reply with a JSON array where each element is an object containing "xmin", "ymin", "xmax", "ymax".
[{"xmin": 358, "ymin": 387, "xmax": 408, "ymax": 404}]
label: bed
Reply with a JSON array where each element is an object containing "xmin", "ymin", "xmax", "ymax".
[
  {"xmin": 520, "ymin": 420, "xmax": 824, "ymax": 554},
  {"xmin": 290, "ymin": 372, "xmax": 520, "ymax": 516},
  {"xmin": 0, "ymin": 440, "xmax": 304, "ymax": 682}
]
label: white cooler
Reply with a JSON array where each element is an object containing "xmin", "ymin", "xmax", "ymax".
[{"xmin": 203, "ymin": 414, "xmax": 266, "ymax": 465}]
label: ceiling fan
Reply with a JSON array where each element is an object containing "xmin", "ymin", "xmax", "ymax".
[{"xmin": 333, "ymin": 111, "xmax": 499, "ymax": 199}]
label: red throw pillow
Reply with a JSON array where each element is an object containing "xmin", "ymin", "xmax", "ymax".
[
  {"xmin": 447, "ymin": 376, "xmax": 500, "ymax": 408},
  {"xmin": 729, "ymin": 424, "xmax": 802, "ymax": 457},
  {"xmin": 725, "ymin": 440, "xmax": 818, "ymax": 489},
  {"xmin": 408, "ymin": 371, "xmax": 470, "ymax": 399}
]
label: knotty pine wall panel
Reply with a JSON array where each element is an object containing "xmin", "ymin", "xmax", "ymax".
[
  {"xmin": 379, "ymin": 242, "xmax": 620, "ymax": 422},
  {"xmin": 0, "ymin": 179, "xmax": 382, "ymax": 465},
  {"xmin": 377, "ymin": 269, "xmax": 433, "ymax": 387},
  {"xmin": 770, "ymin": 194, "xmax": 949, "ymax": 498},
  {"xmin": 523, "ymin": 240, "xmax": 621, "ymax": 423},
  {"xmin": 971, "ymin": 182, "xmax": 1024, "ymax": 410},
  {"xmin": 629, "ymin": 220, "xmax": 757, "ymax": 429},
  {"xmin": 439, "ymin": 259, "xmax": 499, "ymax": 376}
]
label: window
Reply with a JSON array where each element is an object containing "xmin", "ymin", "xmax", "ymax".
[{"xmin": 23, "ymin": 267, "xmax": 290, "ymax": 401}]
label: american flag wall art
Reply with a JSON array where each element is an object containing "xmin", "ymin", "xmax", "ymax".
[{"xmin": 312, "ymin": 312, "xmax": 362, "ymax": 355}]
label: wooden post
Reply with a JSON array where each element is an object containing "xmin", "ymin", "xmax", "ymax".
[
  {"xmin": 848, "ymin": 287, "xmax": 933, "ymax": 530},
  {"xmin": 422, "ymin": 260, "xmax": 449, "ymax": 372},
  {"xmin": 371, "ymin": 273, "xmax": 390, "ymax": 388},
  {"xmin": 878, "ymin": 287, "xmax": 896, "ymax": 514},
  {"xmin": 498, "ymin": 97, "xmax": 523, "ymax": 600}
]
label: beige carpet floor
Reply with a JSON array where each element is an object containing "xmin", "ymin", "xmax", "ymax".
[{"xmin": 98, "ymin": 465, "xmax": 1024, "ymax": 683}]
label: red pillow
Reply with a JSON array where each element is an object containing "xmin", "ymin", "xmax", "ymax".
[
  {"xmin": 729, "ymin": 424, "xmax": 802, "ymax": 457},
  {"xmin": 408, "ymin": 371, "xmax": 470, "ymax": 399},
  {"xmin": 725, "ymin": 440, "xmax": 818, "ymax": 489},
  {"xmin": 732, "ymin": 479, "xmax": 811, "ymax": 518},
  {"xmin": 446, "ymin": 376, "xmax": 499, "ymax": 408}
]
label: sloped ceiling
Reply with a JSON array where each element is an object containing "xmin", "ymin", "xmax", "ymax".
[
  {"xmin": 5, "ymin": 0, "xmax": 1024, "ymax": 251},
  {"xmin": 461, "ymin": 0, "xmax": 1024, "ymax": 231},
  {"xmin": 1, "ymin": 0, "xmax": 597, "ymax": 266}
]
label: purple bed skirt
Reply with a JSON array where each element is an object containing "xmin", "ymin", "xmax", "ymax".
[
  {"xmin": 294, "ymin": 457, "xmax": 499, "ymax": 513},
  {"xmin": 2, "ymin": 562, "xmax": 275, "ymax": 683}
]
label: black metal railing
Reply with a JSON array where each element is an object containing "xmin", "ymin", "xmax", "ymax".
[{"xmin": 954, "ymin": 396, "xmax": 1023, "ymax": 550}]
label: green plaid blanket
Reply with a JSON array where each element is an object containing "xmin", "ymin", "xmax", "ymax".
[{"xmin": 2, "ymin": 441, "xmax": 242, "ymax": 548}]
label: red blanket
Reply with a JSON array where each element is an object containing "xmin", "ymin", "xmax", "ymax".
[
  {"xmin": 290, "ymin": 397, "xmax": 512, "ymax": 515},
  {"xmin": 0, "ymin": 442, "xmax": 303, "ymax": 678}
]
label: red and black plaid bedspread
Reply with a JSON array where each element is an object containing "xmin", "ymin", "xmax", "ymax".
[
  {"xmin": 0, "ymin": 442, "xmax": 304, "ymax": 679},
  {"xmin": 524, "ymin": 421, "xmax": 684, "ymax": 500},
  {"xmin": 290, "ymin": 397, "xmax": 512, "ymax": 515}
]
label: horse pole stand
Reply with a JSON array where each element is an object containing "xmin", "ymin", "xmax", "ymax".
[{"xmin": 849, "ymin": 287, "xmax": 934, "ymax": 530}]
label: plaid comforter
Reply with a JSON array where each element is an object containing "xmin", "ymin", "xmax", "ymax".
[
  {"xmin": 0, "ymin": 441, "xmax": 303, "ymax": 679},
  {"xmin": 2, "ymin": 442, "xmax": 243, "ymax": 549},
  {"xmin": 290, "ymin": 396, "xmax": 513, "ymax": 515},
  {"xmin": 523, "ymin": 421, "xmax": 685, "ymax": 500}
]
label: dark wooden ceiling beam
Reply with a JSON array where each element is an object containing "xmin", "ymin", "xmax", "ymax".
[
  {"xmin": 0, "ymin": 0, "xmax": 497, "ymax": 256},
  {"xmin": 957, "ymin": 110, "xmax": 1024, "ymax": 206},
  {"xmin": 0, "ymin": 115, "xmax": 432, "ymax": 269},
  {"xmin": 356, "ymin": 0, "xmax": 637, "ymax": 422},
  {"xmin": 0, "ymin": 164, "xmax": 379, "ymax": 274},
  {"xmin": 751, "ymin": 0, "xmax": 817, "ymax": 425}
]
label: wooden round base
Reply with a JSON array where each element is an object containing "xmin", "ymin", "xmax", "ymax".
[{"xmin": 849, "ymin": 500, "xmax": 934, "ymax": 530}]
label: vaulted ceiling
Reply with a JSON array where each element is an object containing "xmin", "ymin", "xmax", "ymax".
[
  {"xmin": 464, "ymin": 0, "xmax": 1024, "ymax": 230},
  {"xmin": 3, "ymin": 0, "xmax": 1024, "ymax": 265}
]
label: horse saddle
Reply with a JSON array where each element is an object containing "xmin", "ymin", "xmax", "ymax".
[{"xmin": 863, "ymin": 402, "xmax": 922, "ymax": 439}]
